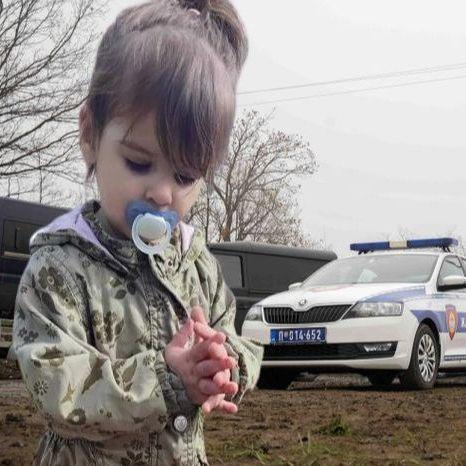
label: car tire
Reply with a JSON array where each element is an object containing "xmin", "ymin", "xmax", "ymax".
[
  {"xmin": 365, "ymin": 370, "xmax": 398, "ymax": 387},
  {"xmin": 257, "ymin": 368, "xmax": 297, "ymax": 390},
  {"xmin": 295, "ymin": 371, "xmax": 318, "ymax": 383},
  {"xmin": 399, "ymin": 324, "xmax": 439, "ymax": 390}
]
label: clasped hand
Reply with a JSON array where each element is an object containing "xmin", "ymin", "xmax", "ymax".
[{"xmin": 164, "ymin": 307, "xmax": 238, "ymax": 415}]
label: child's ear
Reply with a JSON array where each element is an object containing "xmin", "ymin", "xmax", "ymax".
[{"xmin": 79, "ymin": 104, "xmax": 96, "ymax": 169}]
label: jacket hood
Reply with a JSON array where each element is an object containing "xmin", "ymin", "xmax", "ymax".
[{"xmin": 29, "ymin": 202, "xmax": 203, "ymax": 275}]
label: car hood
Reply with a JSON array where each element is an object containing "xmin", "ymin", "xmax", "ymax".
[{"xmin": 259, "ymin": 283, "xmax": 426, "ymax": 309}]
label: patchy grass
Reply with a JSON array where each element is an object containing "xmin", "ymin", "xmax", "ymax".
[
  {"xmin": 208, "ymin": 435, "xmax": 345, "ymax": 466},
  {"xmin": 316, "ymin": 415, "xmax": 351, "ymax": 436},
  {"xmin": 208, "ymin": 438, "xmax": 271, "ymax": 465},
  {"xmin": 5, "ymin": 373, "xmax": 466, "ymax": 466}
]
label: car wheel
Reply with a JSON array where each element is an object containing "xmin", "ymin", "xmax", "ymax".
[
  {"xmin": 365, "ymin": 370, "xmax": 398, "ymax": 387},
  {"xmin": 399, "ymin": 324, "xmax": 439, "ymax": 390},
  {"xmin": 257, "ymin": 368, "xmax": 297, "ymax": 390},
  {"xmin": 295, "ymin": 371, "xmax": 318, "ymax": 383}
]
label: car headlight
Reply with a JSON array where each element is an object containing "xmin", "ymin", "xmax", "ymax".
[
  {"xmin": 344, "ymin": 302, "xmax": 403, "ymax": 318},
  {"xmin": 244, "ymin": 304, "xmax": 263, "ymax": 322}
]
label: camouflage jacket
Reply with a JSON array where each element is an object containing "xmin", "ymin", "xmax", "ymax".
[{"xmin": 10, "ymin": 201, "xmax": 263, "ymax": 466}]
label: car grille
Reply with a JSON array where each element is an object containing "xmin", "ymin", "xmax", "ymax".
[
  {"xmin": 263, "ymin": 305, "xmax": 351, "ymax": 324},
  {"xmin": 263, "ymin": 343, "xmax": 397, "ymax": 361}
]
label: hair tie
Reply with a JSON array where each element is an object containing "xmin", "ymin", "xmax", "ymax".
[{"xmin": 187, "ymin": 8, "xmax": 201, "ymax": 17}]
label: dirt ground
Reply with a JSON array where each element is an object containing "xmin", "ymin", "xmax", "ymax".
[{"xmin": 2, "ymin": 361, "xmax": 466, "ymax": 466}]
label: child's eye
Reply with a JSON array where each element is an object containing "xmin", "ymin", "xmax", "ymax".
[
  {"xmin": 124, "ymin": 158, "xmax": 152, "ymax": 174},
  {"xmin": 174, "ymin": 173, "xmax": 196, "ymax": 186}
]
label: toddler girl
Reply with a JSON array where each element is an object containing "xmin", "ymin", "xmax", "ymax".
[{"xmin": 11, "ymin": 1, "xmax": 263, "ymax": 464}]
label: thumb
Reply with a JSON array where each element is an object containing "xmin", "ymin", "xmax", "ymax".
[
  {"xmin": 169, "ymin": 318, "xmax": 194, "ymax": 348},
  {"xmin": 191, "ymin": 306, "xmax": 208, "ymax": 325}
]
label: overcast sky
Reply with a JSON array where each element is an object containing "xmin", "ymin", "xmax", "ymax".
[{"xmin": 104, "ymin": 1, "xmax": 466, "ymax": 257}]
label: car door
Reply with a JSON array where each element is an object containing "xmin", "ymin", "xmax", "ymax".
[
  {"xmin": 211, "ymin": 251, "xmax": 250, "ymax": 334},
  {"xmin": 437, "ymin": 255, "xmax": 466, "ymax": 366}
]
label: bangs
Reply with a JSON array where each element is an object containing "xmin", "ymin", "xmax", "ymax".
[{"xmin": 99, "ymin": 26, "xmax": 236, "ymax": 178}]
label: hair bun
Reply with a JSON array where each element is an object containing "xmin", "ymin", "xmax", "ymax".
[
  {"xmin": 179, "ymin": 0, "xmax": 248, "ymax": 83},
  {"xmin": 179, "ymin": 0, "xmax": 209, "ymax": 15}
]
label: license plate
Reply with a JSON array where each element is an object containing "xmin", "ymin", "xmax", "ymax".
[{"xmin": 270, "ymin": 327, "xmax": 326, "ymax": 344}]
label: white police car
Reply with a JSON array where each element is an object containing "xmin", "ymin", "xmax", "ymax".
[{"xmin": 242, "ymin": 238, "xmax": 466, "ymax": 390}]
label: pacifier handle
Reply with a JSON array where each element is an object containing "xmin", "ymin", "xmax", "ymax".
[{"xmin": 131, "ymin": 213, "xmax": 171, "ymax": 255}]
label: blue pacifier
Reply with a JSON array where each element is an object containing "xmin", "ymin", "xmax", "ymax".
[{"xmin": 125, "ymin": 200, "xmax": 179, "ymax": 255}]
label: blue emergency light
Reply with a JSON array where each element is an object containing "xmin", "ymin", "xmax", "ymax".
[{"xmin": 350, "ymin": 237, "xmax": 458, "ymax": 254}]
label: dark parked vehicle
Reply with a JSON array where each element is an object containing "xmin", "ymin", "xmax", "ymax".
[
  {"xmin": 210, "ymin": 242, "xmax": 337, "ymax": 333},
  {"xmin": 0, "ymin": 198, "xmax": 67, "ymax": 356},
  {"xmin": 0, "ymin": 197, "xmax": 336, "ymax": 354}
]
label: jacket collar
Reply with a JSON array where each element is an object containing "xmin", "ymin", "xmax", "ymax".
[{"xmin": 30, "ymin": 200, "xmax": 204, "ymax": 275}]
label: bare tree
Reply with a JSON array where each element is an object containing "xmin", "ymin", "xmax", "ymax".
[
  {"xmin": 188, "ymin": 110, "xmax": 321, "ymax": 248},
  {"xmin": 0, "ymin": 0, "xmax": 106, "ymax": 199}
]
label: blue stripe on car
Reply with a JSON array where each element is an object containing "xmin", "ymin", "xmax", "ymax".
[
  {"xmin": 410, "ymin": 310, "xmax": 466, "ymax": 333},
  {"xmin": 362, "ymin": 287, "xmax": 426, "ymax": 303}
]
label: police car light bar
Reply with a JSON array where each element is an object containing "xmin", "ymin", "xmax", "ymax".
[{"xmin": 350, "ymin": 237, "xmax": 458, "ymax": 253}]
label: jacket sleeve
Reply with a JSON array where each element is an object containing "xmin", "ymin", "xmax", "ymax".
[
  {"xmin": 207, "ymin": 257, "xmax": 263, "ymax": 403},
  {"xmin": 11, "ymin": 250, "xmax": 193, "ymax": 441}
]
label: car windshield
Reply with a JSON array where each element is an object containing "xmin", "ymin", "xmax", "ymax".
[{"xmin": 302, "ymin": 254, "xmax": 439, "ymax": 287}]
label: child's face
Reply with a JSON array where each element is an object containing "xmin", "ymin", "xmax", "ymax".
[{"xmin": 81, "ymin": 112, "xmax": 202, "ymax": 239}]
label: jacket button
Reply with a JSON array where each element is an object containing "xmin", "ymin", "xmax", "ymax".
[{"xmin": 173, "ymin": 415, "xmax": 188, "ymax": 433}]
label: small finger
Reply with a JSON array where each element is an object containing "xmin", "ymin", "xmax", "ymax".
[
  {"xmin": 202, "ymin": 397, "xmax": 238, "ymax": 415},
  {"xmin": 169, "ymin": 319, "xmax": 194, "ymax": 347},
  {"xmin": 191, "ymin": 307, "xmax": 208, "ymax": 344},
  {"xmin": 198, "ymin": 378, "xmax": 225, "ymax": 396},
  {"xmin": 221, "ymin": 381, "xmax": 238, "ymax": 396},
  {"xmin": 194, "ymin": 322, "xmax": 220, "ymax": 340},
  {"xmin": 193, "ymin": 324, "xmax": 204, "ymax": 345},
  {"xmin": 201, "ymin": 394, "xmax": 224, "ymax": 414},
  {"xmin": 194, "ymin": 357, "xmax": 235, "ymax": 378},
  {"xmin": 199, "ymin": 378, "xmax": 238, "ymax": 396},
  {"xmin": 190, "ymin": 334, "xmax": 226, "ymax": 362},
  {"xmin": 191, "ymin": 306, "xmax": 208, "ymax": 325},
  {"xmin": 213, "ymin": 368, "xmax": 231, "ymax": 386},
  {"xmin": 218, "ymin": 399, "xmax": 238, "ymax": 414},
  {"xmin": 208, "ymin": 341, "xmax": 229, "ymax": 360}
]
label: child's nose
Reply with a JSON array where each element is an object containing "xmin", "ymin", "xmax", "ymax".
[{"xmin": 144, "ymin": 177, "xmax": 173, "ymax": 207}]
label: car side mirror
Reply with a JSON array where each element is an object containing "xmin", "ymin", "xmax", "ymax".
[
  {"xmin": 288, "ymin": 282, "xmax": 302, "ymax": 291},
  {"xmin": 438, "ymin": 275, "xmax": 466, "ymax": 291}
]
